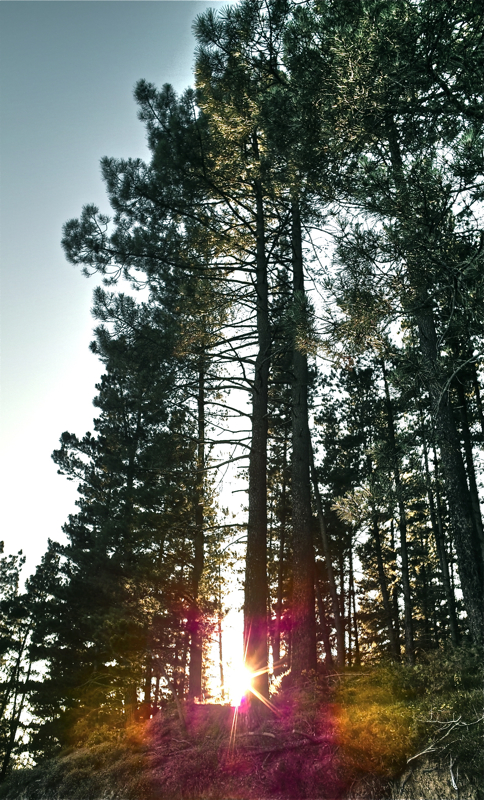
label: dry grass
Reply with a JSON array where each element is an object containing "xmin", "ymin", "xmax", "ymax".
[{"xmin": 1, "ymin": 649, "xmax": 481, "ymax": 800}]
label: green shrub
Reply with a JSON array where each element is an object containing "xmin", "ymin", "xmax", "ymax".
[{"xmin": 333, "ymin": 646, "xmax": 483, "ymax": 791}]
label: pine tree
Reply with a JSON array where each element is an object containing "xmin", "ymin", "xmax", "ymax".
[
  {"xmin": 0, "ymin": 548, "xmax": 32, "ymax": 779},
  {"xmin": 289, "ymin": 0, "xmax": 484, "ymax": 644}
]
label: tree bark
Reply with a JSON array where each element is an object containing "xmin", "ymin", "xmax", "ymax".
[
  {"xmin": 244, "ymin": 168, "xmax": 270, "ymax": 702},
  {"xmin": 188, "ymin": 361, "xmax": 205, "ymax": 699},
  {"xmin": 385, "ymin": 115, "xmax": 483, "ymax": 645},
  {"xmin": 416, "ymin": 307, "xmax": 484, "ymax": 645},
  {"xmin": 290, "ymin": 199, "xmax": 317, "ymax": 678}
]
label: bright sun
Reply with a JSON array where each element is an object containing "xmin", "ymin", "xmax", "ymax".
[{"xmin": 227, "ymin": 665, "xmax": 253, "ymax": 707}]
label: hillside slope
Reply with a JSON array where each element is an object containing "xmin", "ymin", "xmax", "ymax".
[{"xmin": 1, "ymin": 651, "xmax": 482, "ymax": 800}]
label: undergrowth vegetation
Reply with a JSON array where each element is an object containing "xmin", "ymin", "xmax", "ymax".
[
  {"xmin": 1, "ymin": 645, "xmax": 482, "ymax": 799},
  {"xmin": 334, "ymin": 646, "xmax": 483, "ymax": 797}
]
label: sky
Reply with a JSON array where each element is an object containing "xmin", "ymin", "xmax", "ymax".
[{"xmin": 0, "ymin": 1, "xmax": 241, "ymax": 577}]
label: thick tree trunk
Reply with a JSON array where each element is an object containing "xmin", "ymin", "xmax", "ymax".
[
  {"xmin": 385, "ymin": 116, "xmax": 483, "ymax": 645},
  {"xmin": 188, "ymin": 362, "xmax": 205, "ymax": 699},
  {"xmin": 244, "ymin": 172, "xmax": 270, "ymax": 702},
  {"xmin": 290, "ymin": 199, "xmax": 317, "ymax": 678}
]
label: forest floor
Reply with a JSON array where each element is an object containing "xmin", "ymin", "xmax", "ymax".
[{"xmin": 1, "ymin": 647, "xmax": 482, "ymax": 800}]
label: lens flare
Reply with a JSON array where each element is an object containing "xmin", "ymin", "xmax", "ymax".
[{"xmin": 228, "ymin": 665, "xmax": 253, "ymax": 707}]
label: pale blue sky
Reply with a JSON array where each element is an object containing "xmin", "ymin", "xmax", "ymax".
[{"xmin": 0, "ymin": 1, "xmax": 237, "ymax": 573}]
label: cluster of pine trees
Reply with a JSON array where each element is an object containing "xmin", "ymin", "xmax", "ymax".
[{"xmin": 1, "ymin": 0, "xmax": 483, "ymax": 777}]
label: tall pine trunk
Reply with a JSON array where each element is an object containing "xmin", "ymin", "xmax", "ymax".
[
  {"xmin": 386, "ymin": 116, "xmax": 483, "ymax": 645},
  {"xmin": 188, "ymin": 360, "xmax": 205, "ymax": 699},
  {"xmin": 290, "ymin": 199, "xmax": 317, "ymax": 678},
  {"xmin": 244, "ymin": 171, "xmax": 270, "ymax": 701},
  {"xmin": 416, "ymin": 307, "xmax": 484, "ymax": 644}
]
